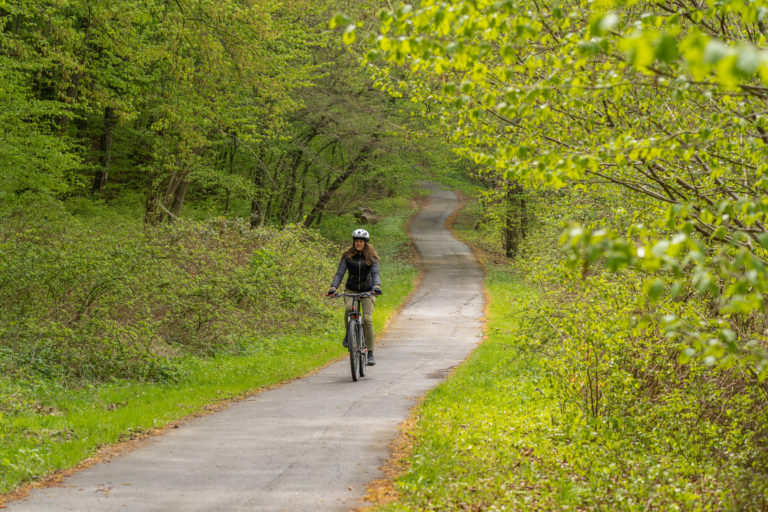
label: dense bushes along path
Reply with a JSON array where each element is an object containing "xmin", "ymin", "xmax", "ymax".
[{"xmin": 5, "ymin": 184, "xmax": 485, "ymax": 511}]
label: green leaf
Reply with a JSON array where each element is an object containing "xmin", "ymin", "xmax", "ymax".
[
  {"xmin": 722, "ymin": 294, "xmax": 761, "ymax": 314},
  {"xmin": 719, "ymin": 328, "xmax": 737, "ymax": 343},
  {"xmin": 656, "ymin": 34, "xmax": 679, "ymax": 63},
  {"xmin": 501, "ymin": 44, "xmax": 516, "ymax": 65},
  {"xmin": 644, "ymin": 278, "xmax": 666, "ymax": 302},
  {"xmin": 678, "ymin": 347, "xmax": 696, "ymax": 364},
  {"xmin": 342, "ymin": 24, "xmax": 357, "ymax": 45},
  {"xmin": 624, "ymin": 34, "xmax": 655, "ymax": 69},
  {"xmin": 692, "ymin": 270, "xmax": 713, "ymax": 294},
  {"xmin": 592, "ymin": 13, "xmax": 619, "ymax": 36},
  {"xmin": 329, "ymin": 14, "xmax": 351, "ymax": 30},
  {"xmin": 736, "ymin": 45, "xmax": 761, "ymax": 75},
  {"xmin": 704, "ymin": 40, "xmax": 731, "ymax": 64}
]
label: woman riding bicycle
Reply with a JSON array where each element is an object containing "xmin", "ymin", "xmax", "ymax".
[{"xmin": 327, "ymin": 228, "xmax": 382, "ymax": 365}]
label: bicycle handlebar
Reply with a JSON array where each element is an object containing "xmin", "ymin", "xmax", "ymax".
[{"xmin": 328, "ymin": 291, "xmax": 377, "ymax": 298}]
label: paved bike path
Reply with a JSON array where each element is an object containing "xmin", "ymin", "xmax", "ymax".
[{"xmin": 9, "ymin": 184, "xmax": 485, "ymax": 512}]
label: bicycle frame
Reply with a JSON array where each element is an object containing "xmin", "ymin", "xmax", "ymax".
[
  {"xmin": 345, "ymin": 295, "xmax": 365, "ymax": 332},
  {"xmin": 337, "ymin": 292, "xmax": 372, "ymax": 349},
  {"xmin": 333, "ymin": 291, "xmax": 373, "ymax": 381}
]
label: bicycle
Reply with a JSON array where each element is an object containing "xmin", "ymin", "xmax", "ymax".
[{"xmin": 331, "ymin": 291, "xmax": 373, "ymax": 382}]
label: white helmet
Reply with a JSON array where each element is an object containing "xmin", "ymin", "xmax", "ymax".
[{"xmin": 352, "ymin": 228, "xmax": 370, "ymax": 241}]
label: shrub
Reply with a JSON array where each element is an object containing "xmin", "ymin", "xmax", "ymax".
[{"xmin": 0, "ymin": 202, "xmax": 337, "ymax": 384}]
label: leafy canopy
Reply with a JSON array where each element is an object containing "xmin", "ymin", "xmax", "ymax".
[{"xmin": 341, "ymin": 0, "xmax": 768, "ymax": 379}]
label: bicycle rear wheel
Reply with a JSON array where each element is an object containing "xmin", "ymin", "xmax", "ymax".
[
  {"xmin": 348, "ymin": 320, "xmax": 359, "ymax": 382},
  {"xmin": 358, "ymin": 327, "xmax": 367, "ymax": 377}
]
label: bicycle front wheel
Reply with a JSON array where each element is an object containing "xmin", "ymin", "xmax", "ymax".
[
  {"xmin": 348, "ymin": 320, "xmax": 359, "ymax": 382},
  {"xmin": 358, "ymin": 326, "xmax": 367, "ymax": 378}
]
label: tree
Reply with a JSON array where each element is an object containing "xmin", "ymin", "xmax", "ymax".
[
  {"xmin": 1, "ymin": 0, "xmax": 420, "ymax": 226},
  {"xmin": 344, "ymin": 0, "xmax": 768, "ymax": 378},
  {"xmin": 0, "ymin": 1, "xmax": 85, "ymax": 198}
]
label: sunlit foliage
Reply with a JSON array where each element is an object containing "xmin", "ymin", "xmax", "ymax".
[{"xmin": 342, "ymin": 0, "xmax": 768, "ymax": 378}]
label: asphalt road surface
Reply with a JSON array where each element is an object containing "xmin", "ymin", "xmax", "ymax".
[{"xmin": 8, "ymin": 184, "xmax": 485, "ymax": 511}]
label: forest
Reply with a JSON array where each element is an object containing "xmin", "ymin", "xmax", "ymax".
[{"xmin": 2, "ymin": 0, "xmax": 768, "ymax": 509}]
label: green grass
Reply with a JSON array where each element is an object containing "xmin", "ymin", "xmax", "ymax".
[{"xmin": 374, "ymin": 263, "xmax": 418, "ymax": 334}]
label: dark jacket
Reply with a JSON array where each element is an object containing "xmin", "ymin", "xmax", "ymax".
[{"xmin": 331, "ymin": 253, "xmax": 380, "ymax": 292}]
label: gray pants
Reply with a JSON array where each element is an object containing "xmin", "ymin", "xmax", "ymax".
[{"xmin": 344, "ymin": 295, "xmax": 376, "ymax": 352}]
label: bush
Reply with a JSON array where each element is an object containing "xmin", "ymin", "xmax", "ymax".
[{"xmin": 0, "ymin": 201, "xmax": 337, "ymax": 384}]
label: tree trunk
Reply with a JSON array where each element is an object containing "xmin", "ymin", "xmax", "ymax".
[
  {"xmin": 58, "ymin": 72, "xmax": 83, "ymax": 134},
  {"xmin": 92, "ymin": 106, "xmax": 117, "ymax": 194},
  {"xmin": 146, "ymin": 172, "xmax": 186, "ymax": 224},
  {"xmin": 250, "ymin": 198, "xmax": 261, "ymax": 228},
  {"xmin": 224, "ymin": 132, "xmax": 237, "ymax": 214},
  {"xmin": 520, "ymin": 191, "xmax": 527, "ymax": 239},
  {"xmin": 504, "ymin": 182, "xmax": 526, "ymax": 260},
  {"xmin": 170, "ymin": 179, "xmax": 188, "ymax": 219},
  {"xmin": 303, "ymin": 137, "xmax": 377, "ymax": 228},
  {"xmin": 144, "ymin": 135, "xmax": 171, "ymax": 225},
  {"xmin": 145, "ymin": 170, "xmax": 166, "ymax": 225},
  {"xmin": 249, "ymin": 146, "xmax": 268, "ymax": 228},
  {"xmin": 279, "ymin": 150, "xmax": 305, "ymax": 226},
  {"xmin": 145, "ymin": 193, "xmax": 164, "ymax": 225},
  {"xmin": 296, "ymin": 161, "xmax": 311, "ymax": 222},
  {"xmin": 279, "ymin": 129, "xmax": 320, "ymax": 225}
]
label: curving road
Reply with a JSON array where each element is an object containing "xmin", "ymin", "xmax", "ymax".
[{"xmin": 8, "ymin": 184, "xmax": 485, "ymax": 512}]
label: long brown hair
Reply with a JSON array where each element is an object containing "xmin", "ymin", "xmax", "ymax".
[{"xmin": 343, "ymin": 242, "xmax": 379, "ymax": 266}]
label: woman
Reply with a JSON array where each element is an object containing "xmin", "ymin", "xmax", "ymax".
[{"xmin": 327, "ymin": 228, "xmax": 382, "ymax": 365}]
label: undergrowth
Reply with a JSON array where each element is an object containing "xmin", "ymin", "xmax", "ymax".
[{"xmin": 1, "ymin": 198, "xmax": 339, "ymax": 383}]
